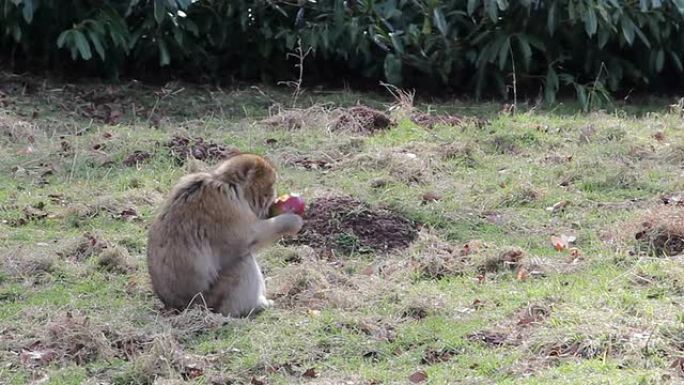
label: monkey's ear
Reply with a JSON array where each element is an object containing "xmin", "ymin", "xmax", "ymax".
[
  {"xmin": 223, "ymin": 149, "xmax": 242, "ymax": 161},
  {"xmin": 236, "ymin": 158, "xmax": 262, "ymax": 184}
]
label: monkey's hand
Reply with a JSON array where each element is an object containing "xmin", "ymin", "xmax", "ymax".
[
  {"xmin": 249, "ymin": 213, "xmax": 303, "ymax": 252},
  {"xmin": 275, "ymin": 213, "xmax": 304, "ymax": 236}
]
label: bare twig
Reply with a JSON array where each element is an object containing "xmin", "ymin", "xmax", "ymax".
[
  {"xmin": 277, "ymin": 38, "xmax": 312, "ymax": 108},
  {"xmin": 509, "ymin": 43, "xmax": 518, "ymax": 114}
]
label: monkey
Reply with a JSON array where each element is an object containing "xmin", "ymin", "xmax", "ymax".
[{"xmin": 146, "ymin": 153, "xmax": 303, "ymax": 317}]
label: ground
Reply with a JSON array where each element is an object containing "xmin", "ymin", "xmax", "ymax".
[{"xmin": 1, "ymin": 74, "xmax": 684, "ymax": 385}]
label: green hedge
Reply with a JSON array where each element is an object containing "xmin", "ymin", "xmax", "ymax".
[{"xmin": 2, "ymin": 0, "xmax": 684, "ymax": 107}]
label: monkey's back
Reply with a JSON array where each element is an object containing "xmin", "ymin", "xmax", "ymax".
[{"xmin": 146, "ymin": 175, "xmax": 225, "ymax": 310}]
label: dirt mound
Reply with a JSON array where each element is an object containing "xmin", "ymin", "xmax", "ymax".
[
  {"xmin": 411, "ymin": 112, "xmax": 464, "ymax": 129},
  {"xmin": 635, "ymin": 206, "xmax": 684, "ymax": 256},
  {"xmin": 284, "ymin": 196, "xmax": 418, "ymax": 254},
  {"xmin": 333, "ymin": 106, "xmax": 395, "ymax": 134},
  {"xmin": 410, "ymin": 112, "xmax": 488, "ymax": 129},
  {"xmin": 166, "ymin": 135, "xmax": 240, "ymax": 164},
  {"xmin": 122, "ymin": 150, "xmax": 152, "ymax": 167}
]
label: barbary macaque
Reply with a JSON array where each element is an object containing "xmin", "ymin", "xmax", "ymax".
[{"xmin": 146, "ymin": 153, "xmax": 303, "ymax": 317}]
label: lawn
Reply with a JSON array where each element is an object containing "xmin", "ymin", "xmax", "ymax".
[{"xmin": 1, "ymin": 75, "xmax": 684, "ymax": 385}]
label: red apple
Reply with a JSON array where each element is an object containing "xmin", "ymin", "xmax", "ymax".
[{"xmin": 270, "ymin": 193, "xmax": 305, "ymax": 216}]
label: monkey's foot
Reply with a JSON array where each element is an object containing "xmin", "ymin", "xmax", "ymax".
[{"xmin": 257, "ymin": 296, "xmax": 273, "ymax": 309}]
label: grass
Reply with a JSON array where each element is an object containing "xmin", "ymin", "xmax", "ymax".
[{"xmin": 1, "ymin": 75, "xmax": 684, "ymax": 384}]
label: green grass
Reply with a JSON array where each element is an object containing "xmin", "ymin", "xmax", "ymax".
[{"xmin": 1, "ymin": 77, "xmax": 684, "ymax": 385}]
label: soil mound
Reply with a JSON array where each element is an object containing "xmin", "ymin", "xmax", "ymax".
[
  {"xmin": 166, "ymin": 135, "xmax": 240, "ymax": 164},
  {"xmin": 333, "ymin": 106, "xmax": 395, "ymax": 134},
  {"xmin": 285, "ymin": 196, "xmax": 418, "ymax": 254}
]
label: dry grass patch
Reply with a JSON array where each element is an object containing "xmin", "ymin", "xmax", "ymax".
[
  {"xmin": 1, "ymin": 246, "xmax": 57, "ymax": 282},
  {"xmin": 261, "ymin": 105, "xmax": 395, "ymax": 134},
  {"xmin": 342, "ymin": 148, "xmax": 441, "ymax": 185},
  {"xmin": 56, "ymin": 231, "xmax": 110, "ymax": 262},
  {"xmin": 633, "ymin": 206, "xmax": 684, "ymax": 257},
  {"xmin": 96, "ymin": 244, "xmax": 136, "ymax": 274},
  {"xmin": 0, "ymin": 112, "xmax": 38, "ymax": 144},
  {"xmin": 269, "ymin": 260, "xmax": 358, "ymax": 310}
]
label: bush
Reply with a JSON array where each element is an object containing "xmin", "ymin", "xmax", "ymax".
[{"xmin": 2, "ymin": 0, "xmax": 684, "ymax": 107}]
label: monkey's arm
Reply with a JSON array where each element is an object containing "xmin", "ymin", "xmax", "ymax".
[{"xmin": 249, "ymin": 213, "xmax": 303, "ymax": 252}]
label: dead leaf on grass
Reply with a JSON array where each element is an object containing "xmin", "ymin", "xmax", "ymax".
[
  {"xmin": 421, "ymin": 192, "xmax": 442, "ymax": 203},
  {"xmin": 302, "ymin": 368, "xmax": 318, "ymax": 378},
  {"xmin": 516, "ymin": 304, "xmax": 551, "ymax": 327},
  {"xmin": 662, "ymin": 192, "xmax": 684, "ymax": 206},
  {"xmin": 421, "ymin": 348, "xmax": 459, "ymax": 365},
  {"xmin": 117, "ymin": 208, "xmax": 139, "ymax": 221},
  {"xmin": 20, "ymin": 342, "xmax": 58, "ymax": 368},
  {"xmin": 408, "ymin": 370, "xmax": 428, "ymax": 383},
  {"xmin": 123, "ymin": 150, "xmax": 152, "ymax": 167},
  {"xmin": 551, "ymin": 234, "xmax": 576, "ymax": 251},
  {"xmin": 23, "ymin": 202, "xmax": 48, "ymax": 221},
  {"xmin": 467, "ymin": 330, "xmax": 509, "ymax": 347},
  {"xmin": 671, "ymin": 357, "xmax": 684, "ymax": 376},
  {"xmin": 546, "ymin": 200, "xmax": 570, "ymax": 214}
]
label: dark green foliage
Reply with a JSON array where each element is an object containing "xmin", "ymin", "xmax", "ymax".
[{"xmin": 2, "ymin": 0, "xmax": 684, "ymax": 107}]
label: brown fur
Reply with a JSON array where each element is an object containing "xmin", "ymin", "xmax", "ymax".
[{"xmin": 146, "ymin": 153, "xmax": 303, "ymax": 317}]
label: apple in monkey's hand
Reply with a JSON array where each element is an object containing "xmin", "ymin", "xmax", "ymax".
[{"xmin": 270, "ymin": 193, "xmax": 306, "ymax": 217}]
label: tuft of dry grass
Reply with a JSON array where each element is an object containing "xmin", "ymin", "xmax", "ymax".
[
  {"xmin": 270, "ymin": 260, "xmax": 354, "ymax": 310},
  {"xmin": 97, "ymin": 244, "xmax": 136, "ymax": 274},
  {"xmin": 1, "ymin": 246, "xmax": 56, "ymax": 282},
  {"xmin": 0, "ymin": 112, "xmax": 38, "ymax": 144},
  {"xmin": 633, "ymin": 206, "xmax": 684, "ymax": 256},
  {"xmin": 260, "ymin": 105, "xmax": 332, "ymax": 130},
  {"xmin": 56, "ymin": 232, "xmax": 110, "ymax": 261}
]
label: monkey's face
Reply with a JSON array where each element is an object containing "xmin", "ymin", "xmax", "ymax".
[
  {"xmin": 213, "ymin": 154, "xmax": 278, "ymax": 219},
  {"xmin": 248, "ymin": 180, "xmax": 277, "ymax": 219}
]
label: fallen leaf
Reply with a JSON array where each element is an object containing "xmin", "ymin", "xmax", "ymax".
[
  {"xmin": 516, "ymin": 304, "xmax": 550, "ymax": 327},
  {"xmin": 250, "ymin": 377, "xmax": 267, "ymax": 385},
  {"xmin": 118, "ymin": 208, "xmax": 139, "ymax": 221},
  {"xmin": 106, "ymin": 103, "xmax": 123, "ymax": 124},
  {"xmin": 467, "ymin": 330, "xmax": 509, "ymax": 347},
  {"xmin": 471, "ymin": 299, "xmax": 484, "ymax": 310},
  {"xmin": 370, "ymin": 178, "xmax": 390, "ymax": 188},
  {"xmin": 421, "ymin": 348, "xmax": 459, "ymax": 364},
  {"xmin": 516, "ymin": 267, "xmax": 529, "ymax": 281},
  {"xmin": 23, "ymin": 204, "xmax": 48, "ymax": 221},
  {"xmin": 19, "ymin": 344, "xmax": 58, "ymax": 368},
  {"xmin": 546, "ymin": 200, "xmax": 570, "ymax": 213},
  {"xmin": 360, "ymin": 264, "xmax": 375, "ymax": 275},
  {"xmin": 653, "ymin": 131, "xmax": 666, "ymax": 141},
  {"xmin": 185, "ymin": 365, "xmax": 204, "ymax": 379},
  {"xmin": 302, "ymin": 368, "xmax": 318, "ymax": 378},
  {"xmin": 122, "ymin": 150, "xmax": 152, "ymax": 167},
  {"xmin": 408, "ymin": 370, "xmax": 428, "ymax": 383},
  {"xmin": 662, "ymin": 192, "xmax": 684, "ymax": 206},
  {"xmin": 362, "ymin": 350, "xmax": 381, "ymax": 362},
  {"xmin": 421, "ymin": 192, "xmax": 442, "ymax": 203},
  {"xmin": 671, "ymin": 357, "xmax": 684, "ymax": 376},
  {"xmin": 550, "ymin": 234, "xmax": 576, "ymax": 251}
]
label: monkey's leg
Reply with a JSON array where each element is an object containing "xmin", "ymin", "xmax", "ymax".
[
  {"xmin": 249, "ymin": 213, "xmax": 303, "ymax": 252},
  {"xmin": 208, "ymin": 255, "xmax": 270, "ymax": 317}
]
